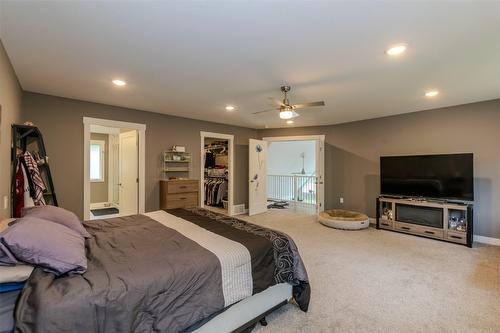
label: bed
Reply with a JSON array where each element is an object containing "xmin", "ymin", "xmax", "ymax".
[{"xmin": 9, "ymin": 208, "xmax": 310, "ymax": 332}]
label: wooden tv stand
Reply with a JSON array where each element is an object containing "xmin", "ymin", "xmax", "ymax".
[{"xmin": 376, "ymin": 197, "xmax": 473, "ymax": 247}]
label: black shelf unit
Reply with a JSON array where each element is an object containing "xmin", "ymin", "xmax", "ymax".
[{"xmin": 11, "ymin": 124, "xmax": 58, "ymax": 216}]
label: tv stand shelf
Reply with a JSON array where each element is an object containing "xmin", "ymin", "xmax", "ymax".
[{"xmin": 376, "ymin": 197, "xmax": 473, "ymax": 247}]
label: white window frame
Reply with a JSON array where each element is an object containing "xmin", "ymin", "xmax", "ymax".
[{"xmin": 89, "ymin": 140, "xmax": 105, "ymax": 183}]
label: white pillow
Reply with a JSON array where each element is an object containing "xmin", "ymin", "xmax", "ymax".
[{"xmin": 0, "ymin": 264, "xmax": 34, "ymax": 283}]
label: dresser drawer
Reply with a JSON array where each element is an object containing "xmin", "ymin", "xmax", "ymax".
[
  {"xmin": 166, "ymin": 192, "xmax": 198, "ymax": 209},
  {"xmin": 168, "ymin": 181, "xmax": 199, "ymax": 194}
]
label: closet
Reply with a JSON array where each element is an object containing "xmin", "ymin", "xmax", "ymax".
[{"xmin": 201, "ymin": 133, "xmax": 233, "ymax": 214}]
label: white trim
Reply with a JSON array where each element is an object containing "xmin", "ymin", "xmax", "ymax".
[
  {"xmin": 473, "ymin": 235, "xmax": 500, "ymax": 246},
  {"xmin": 89, "ymin": 202, "xmax": 116, "ymax": 210},
  {"xmin": 262, "ymin": 134, "xmax": 326, "ymax": 142},
  {"xmin": 89, "ymin": 124, "xmax": 121, "ymax": 135},
  {"xmin": 107, "ymin": 134, "xmax": 118, "ymax": 204},
  {"xmin": 263, "ymin": 134, "xmax": 326, "ymax": 212},
  {"xmin": 83, "ymin": 117, "xmax": 146, "ymax": 220},
  {"xmin": 84, "ymin": 117, "xmax": 146, "ymax": 131},
  {"xmin": 200, "ymin": 131, "xmax": 235, "ymax": 216}
]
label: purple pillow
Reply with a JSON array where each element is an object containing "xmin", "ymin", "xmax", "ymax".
[
  {"xmin": 0, "ymin": 217, "xmax": 87, "ymax": 276},
  {"xmin": 22, "ymin": 205, "xmax": 91, "ymax": 238}
]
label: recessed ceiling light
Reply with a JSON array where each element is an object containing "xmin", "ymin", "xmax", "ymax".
[
  {"xmin": 112, "ymin": 79, "xmax": 126, "ymax": 86},
  {"xmin": 386, "ymin": 44, "xmax": 407, "ymax": 56},
  {"xmin": 225, "ymin": 105, "xmax": 235, "ymax": 111},
  {"xmin": 286, "ymin": 120, "xmax": 294, "ymax": 124},
  {"xmin": 425, "ymin": 90, "xmax": 439, "ymax": 97}
]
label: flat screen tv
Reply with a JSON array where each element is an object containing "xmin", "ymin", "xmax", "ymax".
[{"xmin": 380, "ymin": 153, "xmax": 474, "ymax": 201}]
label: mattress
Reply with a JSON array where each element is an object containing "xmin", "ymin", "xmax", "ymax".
[
  {"xmin": 14, "ymin": 208, "xmax": 310, "ymax": 332},
  {"xmin": 0, "ymin": 290, "xmax": 20, "ymax": 333}
]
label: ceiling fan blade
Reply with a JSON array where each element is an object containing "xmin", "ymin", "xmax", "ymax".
[
  {"xmin": 252, "ymin": 108, "xmax": 279, "ymax": 115},
  {"xmin": 291, "ymin": 111, "xmax": 300, "ymax": 118},
  {"xmin": 268, "ymin": 97, "xmax": 285, "ymax": 107},
  {"xmin": 292, "ymin": 101, "xmax": 325, "ymax": 109}
]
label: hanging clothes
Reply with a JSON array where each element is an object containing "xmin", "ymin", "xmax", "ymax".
[
  {"xmin": 14, "ymin": 164, "xmax": 24, "ymax": 218},
  {"xmin": 22, "ymin": 151, "xmax": 46, "ymax": 206},
  {"xmin": 22, "ymin": 163, "xmax": 35, "ymax": 209},
  {"xmin": 14, "ymin": 160, "xmax": 36, "ymax": 217},
  {"xmin": 204, "ymin": 178, "xmax": 228, "ymax": 207},
  {"xmin": 204, "ymin": 152, "xmax": 216, "ymax": 169}
]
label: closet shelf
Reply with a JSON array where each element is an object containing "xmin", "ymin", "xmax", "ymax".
[
  {"xmin": 164, "ymin": 167, "xmax": 189, "ymax": 172},
  {"xmin": 164, "ymin": 160, "xmax": 190, "ymax": 163}
]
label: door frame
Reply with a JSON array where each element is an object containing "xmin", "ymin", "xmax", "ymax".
[
  {"xmin": 262, "ymin": 135, "xmax": 325, "ymax": 212},
  {"xmin": 83, "ymin": 117, "xmax": 146, "ymax": 220},
  {"xmin": 200, "ymin": 131, "xmax": 234, "ymax": 216}
]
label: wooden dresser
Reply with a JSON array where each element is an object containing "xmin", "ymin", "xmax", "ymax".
[{"xmin": 160, "ymin": 179, "xmax": 199, "ymax": 209}]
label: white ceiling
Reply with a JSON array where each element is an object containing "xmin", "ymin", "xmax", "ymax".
[{"xmin": 1, "ymin": 1, "xmax": 500, "ymax": 129}]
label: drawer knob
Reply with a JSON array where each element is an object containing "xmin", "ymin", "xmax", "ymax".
[
  {"xmin": 180, "ymin": 197, "xmax": 187, "ymax": 200},
  {"xmin": 401, "ymin": 226, "xmax": 411, "ymax": 230},
  {"xmin": 450, "ymin": 235, "xmax": 463, "ymax": 239},
  {"xmin": 179, "ymin": 186, "xmax": 187, "ymax": 189},
  {"xmin": 424, "ymin": 231, "xmax": 435, "ymax": 235}
]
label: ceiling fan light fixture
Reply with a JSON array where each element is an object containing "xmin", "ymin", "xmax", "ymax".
[{"xmin": 279, "ymin": 110, "xmax": 294, "ymax": 119}]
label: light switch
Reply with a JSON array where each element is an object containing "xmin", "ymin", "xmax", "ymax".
[
  {"xmin": 3, "ymin": 195, "xmax": 8, "ymax": 210},
  {"xmin": 339, "ymin": 197, "xmax": 344, "ymax": 204}
]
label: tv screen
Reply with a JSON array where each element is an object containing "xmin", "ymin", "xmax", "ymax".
[{"xmin": 380, "ymin": 153, "xmax": 474, "ymax": 201}]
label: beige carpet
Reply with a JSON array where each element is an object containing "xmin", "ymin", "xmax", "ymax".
[{"xmin": 239, "ymin": 210, "xmax": 500, "ymax": 333}]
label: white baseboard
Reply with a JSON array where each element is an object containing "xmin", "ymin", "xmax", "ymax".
[
  {"xmin": 473, "ymin": 235, "xmax": 500, "ymax": 246},
  {"xmin": 90, "ymin": 202, "xmax": 115, "ymax": 209},
  {"xmin": 369, "ymin": 217, "xmax": 377, "ymax": 226}
]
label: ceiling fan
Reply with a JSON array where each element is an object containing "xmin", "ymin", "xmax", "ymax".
[{"xmin": 252, "ymin": 85, "xmax": 325, "ymax": 119}]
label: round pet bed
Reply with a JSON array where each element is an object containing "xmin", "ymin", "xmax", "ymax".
[{"xmin": 318, "ymin": 209, "xmax": 369, "ymax": 230}]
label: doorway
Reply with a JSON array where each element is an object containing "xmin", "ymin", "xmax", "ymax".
[
  {"xmin": 200, "ymin": 131, "xmax": 234, "ymax": 216},
  {"xmin": 83, "ymin": 117, "xmax": 146, "ymax": 220},
  {"xmin": 248, "ymin": 135, "xmax": 324, "ymax": 215}
]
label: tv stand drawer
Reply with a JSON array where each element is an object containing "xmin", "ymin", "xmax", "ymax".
[
  {"xmin": 395, "ymin": 222, "xmax": 444, "ymax": 239},
  {"xmin": 379, "ymin": 219, "xmax": 393, "ymax": 229},
  {"xmin": 446, "ymin": 230, "xmax": 467, "ymax": 244}
]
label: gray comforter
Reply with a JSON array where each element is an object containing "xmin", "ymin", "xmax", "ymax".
[{"xmin": 15, "ymin": 209, "xmax": 310, "ymax": 332}]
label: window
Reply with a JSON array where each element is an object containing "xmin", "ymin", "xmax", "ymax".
[{"xmin": 90, "ymin": 140, "xmax": 105, "ymax": 182}]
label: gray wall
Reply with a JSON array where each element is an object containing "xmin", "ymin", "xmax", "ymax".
[
  {"xmin": 258, "ymin": 99, "xmax": 500, "ymax": 239},
  {"xmin": 90, "ymin": 133, "xmax": 109, "ymax": 204},
  {"xmin": 23, "ymin": 92, "xmax": 257, "ymax": 218},
  {"xmin": 0, "ymin": 39, "xmax": 22, "ymax": 219}
]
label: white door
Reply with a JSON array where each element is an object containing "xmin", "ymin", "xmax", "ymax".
[
  {"xmin": 249, "ymin": 139, "xmax": 268, "ymax": 216},
  {"xmin": 119, "ymin": 131, "xmax": 138, "ymax": 216},
  {"xmin": 315, "ymin": 138, "xmax": 325, "ymax": 212}
]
